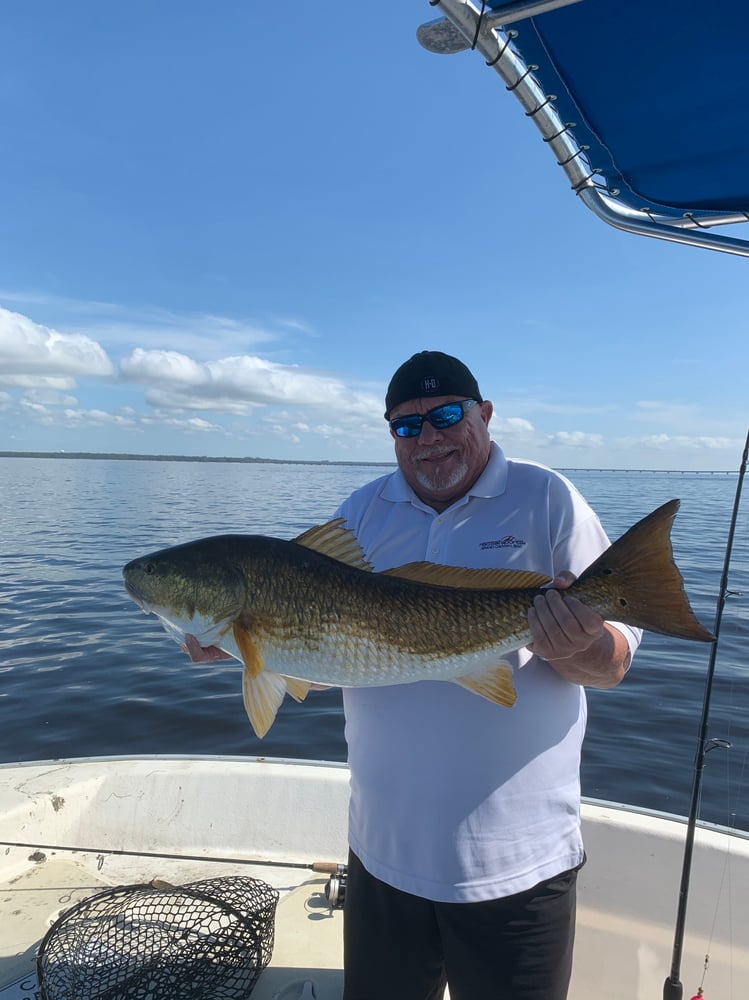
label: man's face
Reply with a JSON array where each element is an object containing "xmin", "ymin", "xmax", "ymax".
[{"xmin": 389, "ymin": 394, "xmax": 494, "ymax": 512}]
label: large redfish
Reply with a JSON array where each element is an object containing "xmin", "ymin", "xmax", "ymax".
[{"xmin": 123, "ymin": 499, "xmax": 713, "ymax": 738}]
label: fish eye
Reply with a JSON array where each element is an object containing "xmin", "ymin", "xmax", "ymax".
[{"xmin": 144, "ymin": 562, "xmax": 156, "ymax": 576}]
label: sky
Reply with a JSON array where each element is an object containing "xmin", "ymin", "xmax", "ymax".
[{"xmin": 0, "ymin": 2, "xmax": 746, "ymax": 471}]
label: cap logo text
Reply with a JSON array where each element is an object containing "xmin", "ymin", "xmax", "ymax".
[{"xmin": 421, "ymin": 376, "xmax": 440, "ymax": 392}]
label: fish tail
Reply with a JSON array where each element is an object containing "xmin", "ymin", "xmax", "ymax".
[{"xmin": 577, "ymin": 499, "xmax": 714, "ymax": 642}]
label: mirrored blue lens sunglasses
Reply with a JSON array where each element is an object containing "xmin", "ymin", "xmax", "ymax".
[{"xmin": 389, "ymin": 399, "xmax": 479, "ymax": 439}]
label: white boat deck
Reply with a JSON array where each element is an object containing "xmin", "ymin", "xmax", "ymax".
[
  {"xmin": 1, "ymin": 856, "xmax": 342, "ymax": 999},
  {"xmin": 1, "ymin": 757, "xmax": 747, "ymax": 999}
]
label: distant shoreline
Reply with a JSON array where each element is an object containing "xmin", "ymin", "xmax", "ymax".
[
  {"xmin": 0, "ymin": 450, "xmax": 396, "ymax": 469},
  {"xmin": 0, "ymin": 451, "xmax": 735, "ymax": 473}
]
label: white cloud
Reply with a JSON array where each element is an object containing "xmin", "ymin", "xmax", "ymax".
[
  {"xmin": 491, "ymin": 416, "xmax": 535, "ymax": 436},
  {"xmin": 3, "ymin": 294, "xmax": 736, "ymax": 471},
  {"xmin": 545, "ymin": 430, "xmax": 605, "ymax": 449},
  {"xmin": 145, "ymin": 414, "xmax": 226, "ymax": 435},
  {"xmin": 184, "ymin": 417, "xmax": 221, "ymax": 432},
  {"xmin": 23, "ymin": 388, "xmax": 79, "ymax": 406},
  {"xmin": 142, "ymin": 388, "xmax": 263, "ymax": 415},
  {"xmin": 97, "ymin": 315, "xmax": 278, "ymax": 358},
  {"xmin": 19, "ymin": 399, "xmax": 50, "ymax": 417},
  {"xmin": 16, "ymin": 399, "xmax": 138, "ymax": 430},
  {"xmin": 2, "ymin": 374, "xmax": 78, "ymax": 390},
  {"xmin": 273, "ymin": 316, "xmax": 316, "ymax": 336},
  {"xmin": 63, "ymin": 408, "xmax": 138, "ymax": 428},
  {"xmin": 120, "ymin": 348, "xmax": 207, "ymax": 385},
  {"xmin": 0, "ymin": 302, "xmax": 384, "ymax": 453},
  {"xmin": 618, "ymin": 433, "xmax": 738, "ymax": 452},
  {"xmin": 207, "ymin": 355, "xmax": 343, "ymax": 405},
  {"xmin": 119, "ymin": 347, "xmax": 380, "ymax": 417},
  {"xmin": 0, "ymin": 306, "xmax": 113, "ymax": 383},
  {"xmin": 0, "ymin": 292, "xmax": 281, "ymax": 359}
]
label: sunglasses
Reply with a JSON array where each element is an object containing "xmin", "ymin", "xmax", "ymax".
[{"xmin": 389, "ymin": 399, "xmax": 479, "ymax": 438}]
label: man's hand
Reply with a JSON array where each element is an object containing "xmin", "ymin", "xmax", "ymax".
[
  {"xmin": 527, "ymin": 572, "xmax": 604, "ymax": 660},
  {"xmin": 527, "ymin": 573, "xmax": 630, "ymax": 688},
  {"xmin": 180, "ymin": 633, "xmax": 234, "ymax": 663}
]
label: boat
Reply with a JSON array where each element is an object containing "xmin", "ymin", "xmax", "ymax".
[
  {"xmin": 3, "ymin": 1, "xmax": 748, "ymax": 998},
  {"xmin": 1, "ymin": 755, "xmax": 747, "ymax": 999}
]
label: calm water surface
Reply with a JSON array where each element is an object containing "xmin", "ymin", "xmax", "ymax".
[{"xmin": 1, "ymin": 458, "xmax": 747, "ymax": 829}]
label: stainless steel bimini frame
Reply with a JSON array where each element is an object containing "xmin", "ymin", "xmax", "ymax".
[{"xmin": 419, "ymin": 0, "xmax": 749, "ymax": 257}]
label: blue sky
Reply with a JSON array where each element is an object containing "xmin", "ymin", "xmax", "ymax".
[{"xmin": 0, "ymin": 2, "xmax": 746, "ymax": 471}]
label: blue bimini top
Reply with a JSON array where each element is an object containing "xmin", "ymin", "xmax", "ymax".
[{"xmin": 422, "ymin": 0, "xmax": 749, "ymax": 256}]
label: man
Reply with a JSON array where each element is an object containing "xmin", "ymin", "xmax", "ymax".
[{"xmin": 334, "ymin": 351, "xmax": 639, "ymax": 1000}]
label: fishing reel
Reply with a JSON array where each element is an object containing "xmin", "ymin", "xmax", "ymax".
[
  {"xmin": 310, "ymin": 860, "xmax": 348, "ymax": 910},
  {"xmin": 323, "ymin": 863, "xmax": 348, "ymax": 910}
]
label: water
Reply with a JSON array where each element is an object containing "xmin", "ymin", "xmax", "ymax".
[{"xmin": 1, "ymin": 457, "xmax": 747, "ymax": 830}]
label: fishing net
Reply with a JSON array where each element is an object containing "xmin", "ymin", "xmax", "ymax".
[{"xmin": 36, "ymin": 875, "xmax": 279, "ymax": 1000}]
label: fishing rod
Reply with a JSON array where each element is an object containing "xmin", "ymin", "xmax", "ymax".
[
  {"xmin": 0, "ymin": 837, "xmax": 343, "ymax": 875},
  {"xmin": 663, "ymin": 426, "xmax": 749, "ymax": 1000}
]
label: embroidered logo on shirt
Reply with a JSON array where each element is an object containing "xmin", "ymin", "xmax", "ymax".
[{"xmin": 479, "ymin": 535, "xmax": 527, "ymax": 550}]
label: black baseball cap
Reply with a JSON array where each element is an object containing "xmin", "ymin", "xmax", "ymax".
[{"xmin": 384, "ymin": 351, "xmax": 483, "ymax": 418}]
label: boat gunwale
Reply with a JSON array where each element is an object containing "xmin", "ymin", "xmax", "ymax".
[{"xmin": 1, "ymin": 753, "xmax": 746, "ymax": 845}]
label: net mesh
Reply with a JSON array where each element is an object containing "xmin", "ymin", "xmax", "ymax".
[{"xmin": 36, "ymin": 875, "xmax": 279, "ymax": 1000}]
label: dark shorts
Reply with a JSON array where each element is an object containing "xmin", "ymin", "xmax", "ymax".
[{"xmin": 343, "ymin": 850, "xmax": 580, "ymax": 1000}]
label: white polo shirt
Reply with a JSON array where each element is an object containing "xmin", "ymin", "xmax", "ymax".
[{"xmin": 336, "ymin": 442, "xmax": 640, "ymax": 903}]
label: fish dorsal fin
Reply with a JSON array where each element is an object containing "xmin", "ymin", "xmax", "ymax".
[
  {"xmin": 381, "ymin": 562, "xmax": 551, "ymax": 591},
  {"xmin": 293, "ymin": 519, "xmax": 373, "ymax": 571}
]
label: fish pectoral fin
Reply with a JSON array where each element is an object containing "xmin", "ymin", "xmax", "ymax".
[
  {"xmin": 293, "ymin": 519, "xmax": 373, "ymax": 571},
  {"xmin": 242, "ymin": 665, "xmax": 288, "ymax": 738},
  {"xmin": 233, "ymin": 622, "xmax": 265, "ymax": 677},
  {"xmin": 382, "ymin": 563, "xmax": 551, "ymax": 590},
  {"xmin": 282, "ymin": 676, "xmax": 311, "ymax": 702},
  {"xmin": 453, "ymin": 663, "xmax": 516, "ymax": 707}
]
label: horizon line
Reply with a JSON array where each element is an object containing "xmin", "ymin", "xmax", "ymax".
[{"xmin": 0, "ymin": 450, "xmax": 736, "ymax": 474}]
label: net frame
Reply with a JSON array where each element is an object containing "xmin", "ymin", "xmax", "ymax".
[{"xmin": 36, "ymin": 875, "xmax": 279, "ymax": 1000}]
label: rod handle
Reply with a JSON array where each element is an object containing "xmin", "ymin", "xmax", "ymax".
[{"xmin": 310, "ymin": 861, "xmax": 347, "ymax": 874}]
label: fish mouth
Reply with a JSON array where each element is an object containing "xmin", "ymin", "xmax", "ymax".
[{"xmin": 124, "ymin": 580, "xmax": 150, "ymax": 613}]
